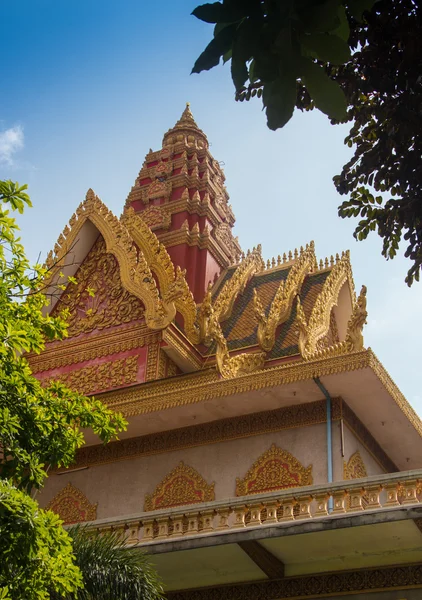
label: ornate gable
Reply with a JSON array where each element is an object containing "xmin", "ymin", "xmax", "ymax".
[
  {"xmin": 52, "ymin": 235, "xmax": 144, "ymax": 337},
  {"xmin": 144, "ymin": 462, "xmax": 215, "ymax": 511},
  {"xmin": 236, "ymin": 444, "xmax": 313, "ymax": 496},
  {"xmin": 46, "ymin": 482, "xmax": 97, "ymax": 524},
  {"xmin": 43, "ymin": 189, "xmax": 179, "ymax": 330}
]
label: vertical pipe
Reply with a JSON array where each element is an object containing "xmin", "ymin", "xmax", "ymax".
[{"xmin": 314, "ymin": 377, "xmax": 334, "ymax": 512}]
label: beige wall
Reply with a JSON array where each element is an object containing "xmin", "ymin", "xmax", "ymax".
[
  {"xmin": 39, "ymin": 423, "xmax": 328, "ymax": 520},
  {"xmin": 332, "ymin": 421, "xmax": 386, "ymax": 481}
]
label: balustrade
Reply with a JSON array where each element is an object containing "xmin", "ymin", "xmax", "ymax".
[{"xmin": 86, "ymin": 470, "xmax": 422, "ymax": 547}]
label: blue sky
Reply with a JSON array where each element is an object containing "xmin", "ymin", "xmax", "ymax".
[{"xmin": 1, "ymin": 0, "xmax": 421, "ymax": 415}]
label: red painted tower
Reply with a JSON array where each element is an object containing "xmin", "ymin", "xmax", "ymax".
[{"xmin": 124, "ymin": 104, "xmax": 242, "ymax": 302}]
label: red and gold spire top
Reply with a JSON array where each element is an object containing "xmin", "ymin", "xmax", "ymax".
[
  {"xmin": 125, "ymin": 104, "xmax": 241, "ymax": 302},
  {"xmin": 162, "ymin": 103, "xmax": 209, "ymax": 149}
]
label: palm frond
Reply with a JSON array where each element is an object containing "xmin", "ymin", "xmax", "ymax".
[{"xmin": 52, "ymin": 525, "xmax": 164, "ymax": 600}]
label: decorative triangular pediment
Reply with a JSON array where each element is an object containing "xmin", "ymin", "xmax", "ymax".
[
  {"xmin": 144, "ymin": 462, "xmax": 215, "ymax": 511},
  {"xmin": 236, "ymin": 444, "xmax": 313, "ymax": 496},
  {"xmin": 46, "ymin": 482, "xmax": 97, "ymax": 524},
  {"xmin": 343, "ymin": 450, "xmax": 368, "ymax": 480},
  {"xmin": 43, "ymin": 189, "xmax": 179, "ymax": 331},
  {"xmin": 52, "ymin": 235, "xmax": 144, "ymax": 337}
]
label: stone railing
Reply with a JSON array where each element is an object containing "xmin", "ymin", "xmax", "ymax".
[{"xmin": 88, "ymin": 470, "xmax": 422, "ymax": 546}]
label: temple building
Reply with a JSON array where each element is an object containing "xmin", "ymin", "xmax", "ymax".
[{"xmin": 33, "ymin": 106, "xmax": 422, "ymax": 599}]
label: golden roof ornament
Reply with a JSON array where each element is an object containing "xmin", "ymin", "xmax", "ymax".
[
  {"xmin": 177, "ymin": 102, "xmax": 197, "ymax": 127},
  {"xmin": 162, "ymin": 103, "xmax": 208, "ymax": 148}
]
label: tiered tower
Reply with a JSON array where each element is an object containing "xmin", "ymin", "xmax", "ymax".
[{"xmin": 125, "ymin": 104, "xmax": 241, "ymax": 302}]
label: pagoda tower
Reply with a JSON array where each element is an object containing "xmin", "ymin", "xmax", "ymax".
[{"xmin": 124, "ymin": 104, "xmax": 241, "ymax": 302}]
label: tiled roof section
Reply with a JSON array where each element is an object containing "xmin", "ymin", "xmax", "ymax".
[
  {"xmin": 206, "ymin": 268, "xmax": 331, "ymax": 358},
  {"xmin": 212, "ymin": 266, "xmax": 237, "ymax": 299},
  {"xmin": 268, "ymin": 270, "xmax": 330, "ymax": 359},
  {"xmin": 223, "ymin": 268, "xmax": 290, "ymax": 349}
]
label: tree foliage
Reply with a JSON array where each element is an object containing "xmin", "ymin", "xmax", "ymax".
[
  {"xmin": 0, "ymin": 180, "xmax": 128, "ymax": 599},
  {"xmin": 191, "ymin": 0, "xmax": 368, "ymax": 128},
  {"xmin": 50, "ymin": 526, "xmax": 164, "ymax": 600},
  {"xmin": 0, "ymin": 480, "xmax": 82, "ymax": 600},
  {"xmin": 191, "ymin": 0, "xmax": 422, "ymax": 285},
  {"xmin": 0, "ymin": 180, "xmax": 127, "ymax": 493},
  {"xmin": 334, "ymin": 0, "xmax": 422, "ymax": 286}
]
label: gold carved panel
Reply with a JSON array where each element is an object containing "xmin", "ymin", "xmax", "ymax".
[
  {"xmin": 343, "ymin": 450, "xmax": 368, "ymax": 480},
  {"xmin": 236, "ymin": 444, "xmax": 313, "ymax": 496},
  {"xmin": 343, "ymin": 450, "xmax": 369, "ymax": 508},
  {"xmin": 46, "ymin": 482, "xmax": 97, "ymax": 524},
  {"xmin": 52, "ymin": 236, "xmax": 145, "ymax": 337},
  {"xmin": 144, "ymin": 462, "xmax": 215, "ymax": 511},
  {"xmin": 141, "ymin": 205, "xmax": 171, "ymax": 231},
  {"xmin": 39, "ymin": 355, "xmax": 140, "ymax": 395}
]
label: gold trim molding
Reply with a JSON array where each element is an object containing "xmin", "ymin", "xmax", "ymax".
[
  {"xmin": 94, "ymin": 350, "xmax": 422, "ymax": 444},
  {"xmin": 57, "ymin": 397, "xmax": 396, "ymax": 475},
  {"xmin": 62, "ymin": 399, "xmax": 330, "ymax": 471},
  {"xmin": 28, "ymin": 325, "xmax": 160, "ymax": 373},
  {"xmin": 39, "ymin": 355, "xmax": 139, "ymax": 396}
]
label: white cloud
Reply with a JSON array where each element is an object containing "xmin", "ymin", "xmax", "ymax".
[{"xmin": 0, "ymin": 125, "xmax": 24, "ymax": 165}]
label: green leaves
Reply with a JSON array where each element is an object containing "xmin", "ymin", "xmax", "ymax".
[
  {"xmin": 0, "ymin": 180, "xmax": 31, "ymax": 213},
  {"xmin": 192, "ymin": 2, "xmax": 246, "ymax": 24},
  {"xmin": 335, "ymin": 0, "xmax": 422, "ymax": 285},
  {"xmin": 0, "ymin": 587, "xmax": 10, "ymax": 600},
  {"xmin": 348, "ymin": 0, "xmax": 377, "ymax": 21},
  {"xmin": 192, "ymin": 2, "xmax": 228, "ymax": 23},
  {"xmin": 263, "ymin": 73, "xmax": 297, "ymax": 130},
  {"xmin": 299, "ymin": 0, "xmax": 344, "ymax": 33},
  {"xmin": 191, "ymin": 23, "xmax": 237, "ymax": 73},
  {"xmin": 53, "ymin": 526, "xmax": 164, "ymax": 600},
  {"xmin": 0, "ymin": 182, "xmax": 128, "ymax": 491},
  {"xmin": 191, "ymin": 0, "xmax": 352, "ymax": 129},
  {"xmin": 300, "ymin": 33, "xmax": 351, "ymax": 64},
  {"xmin": 0, "ymin": 181, "xmax": 163, "ymax": 600},
  {"xmin": 300, "ymin": 58, "xmax": 348, "ymax": 120},
  {"xmin": 0, "ymin": 480, "xmax": 83, "ymax": 600},
  {"xmin": 231, "ymin": 19, "xmax": 257, "ymax": 90}
]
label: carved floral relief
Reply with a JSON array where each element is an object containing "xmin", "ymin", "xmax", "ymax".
[
  {"xmin": 236, "ymin": 444, "xmax": 313, "ymax": 496},
  {"xmin": 46, "ymin": 482, "xmax": 97, "ymax": 524},
  {"xmin": 141, "ymin": 205, "xmax": 171, "ymax": 231},
  {"xmin": 52, "ymin": 236, "xmax": 145, "ymax": 337},
  {"xmin": 144, "ymin": 462, "xmax": 215, "ymax": 511},
  {"xmin": 39, "ymin": 355, "xmax": 140, "ymax": 395},
  {"xmin": 343, "ymin": 450, "xmax": 368, "ymax": 480}
]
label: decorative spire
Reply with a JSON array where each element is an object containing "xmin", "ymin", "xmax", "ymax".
[
  {"xmin": 85, "ymin": 188, "xmax": 97, "ymax": 201},
  {"xmin": 176, "ymin": 102, "xmax": 197, "ymax": 127},
  {"xmin": 162, "ymin": 103, "xmax": 208, "ymax": 149}
]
